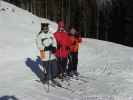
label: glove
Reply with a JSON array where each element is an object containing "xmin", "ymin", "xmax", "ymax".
[
  {"xmin": 51, "ymin": 46, "xmax": 56, "ymax": 53},
  {"xmin": 45, "ymin": 45, "xmax": 56, "ymax": 53}
]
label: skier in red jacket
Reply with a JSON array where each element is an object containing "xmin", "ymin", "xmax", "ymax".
[{"xmin": 54, "ymin": 20, "xmax": 72, "ymax": 79}]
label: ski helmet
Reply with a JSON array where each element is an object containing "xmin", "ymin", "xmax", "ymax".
[{"xmin": 70, "ymin": 28, "xmax": 77, "ymax": 35}]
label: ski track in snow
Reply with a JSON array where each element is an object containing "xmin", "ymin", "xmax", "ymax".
[{"xmin": 1, "ymin": 1, "xmax": 133, "ymax": 100}]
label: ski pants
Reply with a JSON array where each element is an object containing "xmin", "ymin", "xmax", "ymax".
[
  {"xmin": 57, "ymin": 57, "xmax": 68, "ymax": 75},
  {"xmin": 42, "ymin": 59, "xmax": 58, "ymax": 80},
  {"xmin": 68, "ymin": 52, "xmax": 78, "ymax": 73}
]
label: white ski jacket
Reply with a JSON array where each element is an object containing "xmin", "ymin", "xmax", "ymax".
[{"xmin": 36, "ymin": 31, "xmax": 57, "ymax": 61}]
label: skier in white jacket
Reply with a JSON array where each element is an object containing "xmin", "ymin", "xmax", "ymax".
[{"xmin": 36, "ymin": 22, "xmax": 58, "ymax": 83}]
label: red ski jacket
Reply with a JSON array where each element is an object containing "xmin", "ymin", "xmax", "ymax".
[
  {"xmin": 54, "ymin": 31, "xmax": 72, "ymax": 58},
  {"xmin": 70, "ymin": 35, "xmax": 82, "ymax": 53}
]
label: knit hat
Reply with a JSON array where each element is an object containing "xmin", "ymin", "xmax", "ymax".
[{"xmin": 58, "ymin": 20, "xmax": 64, "ymax": 28}]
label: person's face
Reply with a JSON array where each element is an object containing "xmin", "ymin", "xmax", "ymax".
[
  {"xmin": 43, "ymin": 27, "xmax": 49, "ymax": 33},
  {"xmin": 59, "ymin": 27, "xmax": 64, "ymax": 31}
]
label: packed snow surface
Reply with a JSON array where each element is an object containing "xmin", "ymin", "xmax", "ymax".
[{"xmin": 0, "ymin": 1, "xmax": 133, "ymax": 100}]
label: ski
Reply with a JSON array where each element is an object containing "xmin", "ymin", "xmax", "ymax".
[
  {"xmin": 74, "ymin": 75, "xmax": 89, "ymax": 83},
  {"xmin": 64, "ymin": 75, "xmax": 89, "ymax": 83},
  {"xmin": 35, "ymin": 79, "xmax": 56, "ymax": 87},
  {"xmin": 35, "ymin": 79, "xmax": 74, "ymax": 92},
  {"xmin": 50, "ymin": 79, "xmax": 75, "ymax": 92}
]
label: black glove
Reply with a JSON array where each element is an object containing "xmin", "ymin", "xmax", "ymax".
[
  {"xmin": 45, "ymin": 45, "xmax": 56, "ymax": 53},
  {"xmin": 49, "ymin": 45, "xmax": 56, "ymax": 53}
]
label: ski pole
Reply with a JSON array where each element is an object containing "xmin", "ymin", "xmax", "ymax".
[
  {"xmin": 47, "ymin": 44, "xmax": 53, "ymax": 92},
  {"xmin": 47, "ymin": 51, "xmax": 51, "ymax": 93}
]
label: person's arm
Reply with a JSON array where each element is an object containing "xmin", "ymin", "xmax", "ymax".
[
  {"xmin": 76, "ymin": 34, "xmax": 82, "ymax": 43},
  {"xmin": 36, "ymin": 34, "xmax": 43, "ymax": 50},
  {"xmin": 47, "ymin": 35, "xmax": 57, "ymax": 53},
  {"xmin": 52, "ymin": 34, "xmax": 57, "ymax": 48},
  {"xmin": 36, "ymin": 34, "xmax": 45, "ymax": 59},
  {"xmin": 44, "ymin": 34, "xmax": 57, "ymax": 53}
]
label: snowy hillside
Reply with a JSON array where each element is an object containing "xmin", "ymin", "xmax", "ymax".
[
  {"xmin": 1, "ymin": 1, "xmax": 133, "ymax": 100},
  {"xmin": 0, "ymin": 1, "xmax": 58, "ymax": 64}
]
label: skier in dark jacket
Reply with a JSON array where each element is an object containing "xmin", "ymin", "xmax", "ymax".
[{"xmin": 67, "ymin": 27, "xmax": 82, "ymax": 76}]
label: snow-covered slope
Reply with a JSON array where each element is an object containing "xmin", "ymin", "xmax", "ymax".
[
  {"xmin": 0, "ymin": 1, "xmax": 58, "ymax": 33},
  {"xmin": 1, "ymin": 1, "xmax": 133, "ymax": 100}
]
